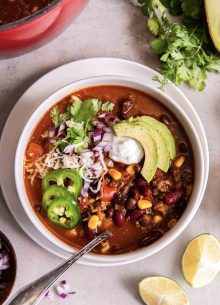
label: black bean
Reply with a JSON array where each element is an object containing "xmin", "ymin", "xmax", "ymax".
[
  {"xmin": 84, "ymin": 225, "xmax": 98, "ymax": 239},
  {"xmin": 175, "ymin": 199, "xmax": 187, "ymax": 217},
  {"xmin": 179, "ymin": 142, "xmax": 187, "ymax": 153},
  {"xmin": 139, "ymin": 231, "xmax": 162, "ymax": 247}
]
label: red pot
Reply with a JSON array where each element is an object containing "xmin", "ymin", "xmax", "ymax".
[{"xmin": 0, "ymin": 0, "xmax": 89, "ymax": 58}]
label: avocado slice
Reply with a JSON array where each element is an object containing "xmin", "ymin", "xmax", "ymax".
[
  {"xmin": 117, "ymin": 121, "xmax": 170, "ymax": 172},
  {"xmin": 114, "ymin": 123, "xmax": 158, "ymax": 182},
  {"xmin": 204, "ymin": 0, "xmax": 220, "ymax": 53},
  {"xmin": 129, "ymin": 116, "xmax": 176, "ymax": 160}
]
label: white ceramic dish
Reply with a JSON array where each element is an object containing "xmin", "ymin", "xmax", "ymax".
[
  {"xmin": 15, "ymin": 74, "xmax": 206, "ymax": 265},
  {"xmin": 0, "ymin": 57, "xmax": 209, "ymax": 266}
]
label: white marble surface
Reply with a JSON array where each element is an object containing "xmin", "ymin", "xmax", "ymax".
[{"xmin": 0, "ymin": 0, "xmax": 220, "ymax": 304}]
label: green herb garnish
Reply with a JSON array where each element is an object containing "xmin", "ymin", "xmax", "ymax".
[
  {"xmin": 50, "ymin": 98, "xmax": 114, "ymax": 153},
  {"xmin": 138, "ymin": 0, "xmax": 220, "ymax": 91}
]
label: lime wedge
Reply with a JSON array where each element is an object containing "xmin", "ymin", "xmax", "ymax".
[
  {"xmin": 182, "ymin": 233, "xmax": 220, "ymax": 288},
  {"xmin": 138, "ymin": 276, "xmax": 190, "ymax": 305}
]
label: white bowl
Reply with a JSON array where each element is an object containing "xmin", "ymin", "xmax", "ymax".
[{"xmin": 15, "ymin": 75, "xmax": 207, "ymax": 265}]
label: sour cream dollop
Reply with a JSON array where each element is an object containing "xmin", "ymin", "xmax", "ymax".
[{"xmin": 109, "ymin": 136, "xmax": 144, "ymax": 164}]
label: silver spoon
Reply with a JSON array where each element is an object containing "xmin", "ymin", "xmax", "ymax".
[{"xmin": 6, "ymin": 231, "xmax": 111, "ymax": 305}]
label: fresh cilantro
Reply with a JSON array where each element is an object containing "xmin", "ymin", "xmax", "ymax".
[
  {"xmin": 138, "ymin": 0, "xmax": 220, "ymax": 91},
  {"xmin": 101, "ymin": 101, "xmax": 115, "ymax": 111},
  {"xmin": 52, "ymin": 98, "xmax": 114, "ymax": 153},
  {"xmin": 50, "ymin": 107, "xmax": 70, "ymax": 128}
]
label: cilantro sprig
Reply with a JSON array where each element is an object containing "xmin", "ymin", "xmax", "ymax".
[
  {"xmin": 139, "ymin": 0, "xmax": 220, "ymax": 91},
  {"xmin": 50, "ymin": 98, "xmax": 114, "ymax": 153}
]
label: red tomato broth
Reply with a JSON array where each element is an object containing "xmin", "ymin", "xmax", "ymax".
[{"xmin": 24, "ymin": 85, "xmax": 194, "ymax": 254}]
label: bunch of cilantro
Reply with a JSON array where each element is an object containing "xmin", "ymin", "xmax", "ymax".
[
  {"xmin": 50, "ymin": 98, "xmax": 114, "ymax": 152},
  {"xmin": 138, "ymin": 0, "xmax": 220, "ymax": 91}
]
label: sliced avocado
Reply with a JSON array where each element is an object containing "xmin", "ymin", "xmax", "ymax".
[
  {"xmin": 204, "ymin": 0, "xmax": 220, "ymax": 53},
  {"xmin": 117, "ymin": 121, "xmax": 170, "ymax": 172},
  {"xmin": 129, "ymin": 116, "xmax": 176, "ymax": 160},
  {"xmin": 114, "ymin": 123, "xmax": 158, "ymax": 182}
]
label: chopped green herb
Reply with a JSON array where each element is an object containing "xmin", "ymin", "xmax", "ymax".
[
  {"xmin": 138, "ymin": 0, "xmax": 220, "ymax": 91},
  {"xmin": 50, "ymin": 107, "xmax": 70, "ymax": 128}
]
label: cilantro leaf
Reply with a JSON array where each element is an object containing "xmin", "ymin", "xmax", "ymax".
[
  {"xmin": 50, "ymin": 107, "xmax": 69, "ymax": 128},
  {"xmin": 101, "ymin": 101, "xmax": 115, "ymax": 111},
  {"xmin": 139, "ymin": 0, "xmax": 220, "ymax": 91}
]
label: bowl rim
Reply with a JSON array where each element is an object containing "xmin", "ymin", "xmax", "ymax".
[
  {"xmin": 0, "ymin": 0, "xmax": 62, "ymax": 32},
  {"xmin": 14, "ymin": 75, "xmax": 207, "ymax": 265}
]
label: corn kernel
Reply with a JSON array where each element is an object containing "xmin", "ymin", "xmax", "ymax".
[
  {"xmin": 88, "ymin": 215, "xmax": 99, "ymax": 230},
  {"xmin": 126, "ymin": 164, "xmax": 135, "ymax": 175},
  {"xmin": 154, "ymin": 215, "xmax": 163, "ymax": 224},
  {"xmin": 108, "ymin": 168, "xmax": 122, "ymax": 180},
  {"xmin": 174, "ymin": 156, "xmax": 185, "ymax": 168},
  {"xmin": 138, "ymin": 200, "xmax": 152, "ymax": 209},
  {"xmin": 168, "ymin": 218, "xmax": 177, "ymax": 228}
]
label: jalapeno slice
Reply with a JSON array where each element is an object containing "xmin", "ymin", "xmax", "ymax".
[
  {"xmin": 42, "ymin": 185, "xmax": 72, "ymax": 211},
  {"xmin": 42, "ymin": 169, "xmax": 83, "ymax": 199},
  {"xmin": 47, "ymin": 197, "xmax": 81, "ymax": 229}
]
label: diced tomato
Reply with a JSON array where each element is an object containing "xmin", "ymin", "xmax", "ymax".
[
  {"xmin": 101, "ymin": 182, "xmax": 116, "ymax": 202},
  {"xmin": 26, "ymin": 142, "xmax": 44, "ymax": 159}
]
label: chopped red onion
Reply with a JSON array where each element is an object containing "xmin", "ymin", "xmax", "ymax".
[
  {"xmin": 93, "ymin": 129, "xmax": 102, "ymax": 143},
  {"xmin": 49, "ymin": 139, "xmax": 56, "ymax": 144},
  {"xmin": 98, "ymin": 113, "xmax": 107, "ymax": 118},
  {"xmin": 81, "ymin": 181, "xmax": 90, "ymax": 196},
  {"xmin": 103, "ymin": 126, "xmax": 113, "ymax": 133},
  {"xmin": 57, "ymin": 123, "xmax": 65, "ymax": 137},
  {"xmin": 103, "ymin": 142, "xmax": 112, "ymax": 152},
  {"xmin": 56, "ymin": 285, "xmax": 68, "ymax": 299},
  {"xmin": 61, "ymin": 280, "xmax": 70, "ymax": 291},
  {"xmin": 95, "ymin": 141, "xmax": 109, "ymax": 148},
  {"xmin": 64, "ymin": 144, "xmax": 75, "ymax": 155},
  {"xmin": 102, "ymin": 132, "xmax": 113, "ymax": 142},
  {"xmin": 48, "ymin": 127, "xmax": 56, "ymax": 138},
  {"xmin": 79, "ymin": 151, "xmax": 94, "ymax": 158},
  {"xmin": 45, "ymin": 290, "xmax": 53, "ymax": 299}
]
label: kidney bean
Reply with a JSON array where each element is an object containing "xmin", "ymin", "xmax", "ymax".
[
  {"xmin": 136, "ymin": 177, "xmax": 148, "ymax": 187},
  {"xmin": 175, "ymin": 199, "xmax": 187, "ymax": 217},
  {"xmin": 139, "ymin": 231, "xmax": 162, "ymax": 247},
  {"xmin": 106, "ymin": 206, "xmax": 114, "ymax": 218},
  {"xmin": 84, "ymin": 225, "xmax": 98, "ymax": 239},
  {"xmin": 113, "ymin": 211, "xmax": 125, "ymax": 227},
  {"xmin": 120, "ymin": 99, "xmax": 134, "ymax": 113},
  {"xmin": 129, "ymin": 209, "xmax": 145, "ymax": 221},
  {"xmin": 114, "ymin": 193, "xmax": 127, "ymax": 205},
  {"xmin": 163, "ymin": 190, "xmax": 183, "ymax": 205},
  {"xmin": 160, "ymin": 114, "xmax": 171, "ymax": 125},
  {"xmin": 131, "ymin": 187, "xmax": 140, "ymax": 201},
  {"xmin": 140, "ymin": 185, "xmax": 152, "ymax": 200},
  {"xmin": 125, "ymin": 198, "xmax": 137, "ymax": 211}
]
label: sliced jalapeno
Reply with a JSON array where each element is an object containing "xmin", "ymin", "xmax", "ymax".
[
  {"xmin": 42, "ymin": 185, "xmax": 72, "ymax": 211},
  {"xmin": 47, "ymin": 197, "xmax": 81, "ymax": 229},
  {"xmin": 42, "ymin": 169, "xmax": 83, "ymax": 199}
]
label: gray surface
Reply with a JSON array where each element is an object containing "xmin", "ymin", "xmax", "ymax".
[{"xmin": 0, "ymin": 0, "xmax": 220, "ymax": 304}]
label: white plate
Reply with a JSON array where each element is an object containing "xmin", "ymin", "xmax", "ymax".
[{"xmin": 0, "ymin": 58, "xmax": 209, "ymax": 266}]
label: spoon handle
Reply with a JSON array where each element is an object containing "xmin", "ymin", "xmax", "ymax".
[{"xmin": 6, "ymin": 231, "xmax": 111, "ymax": 305}]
